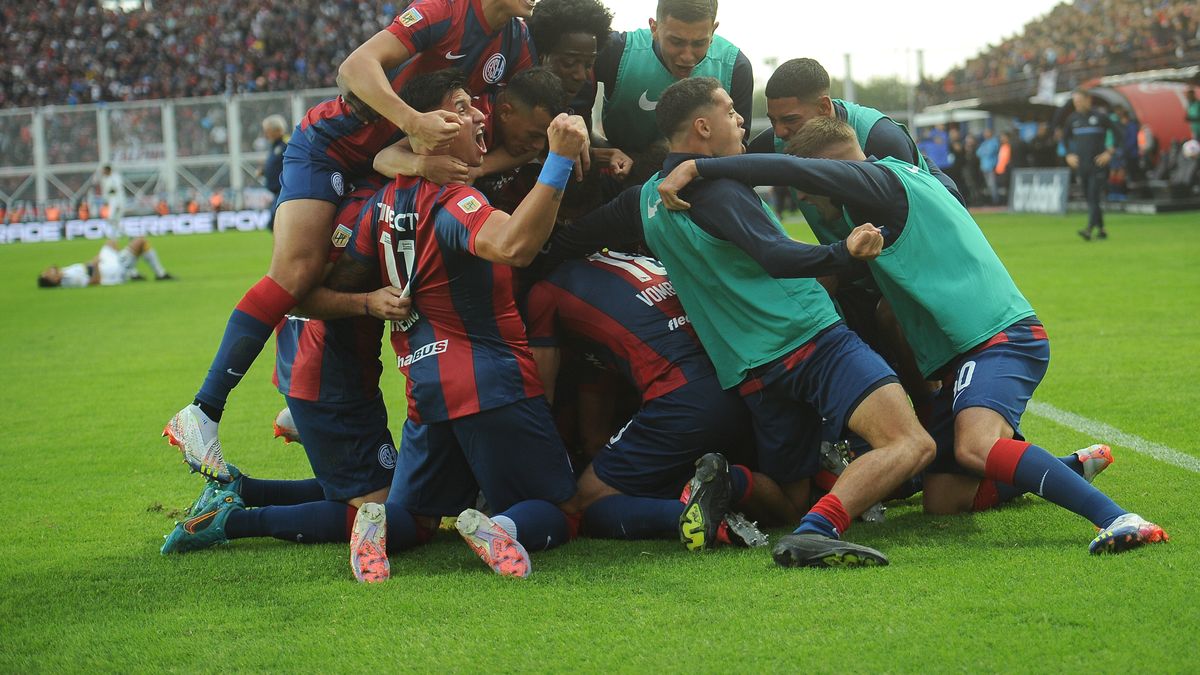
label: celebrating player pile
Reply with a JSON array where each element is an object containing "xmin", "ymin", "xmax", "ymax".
[{"xmin": 157, "ymin": 0, "xmax": 1167, "ymax": 580}]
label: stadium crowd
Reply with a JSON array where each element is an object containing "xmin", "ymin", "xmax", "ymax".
[{"xmin": 922, "ymin": 0, "xmax": 1199, "ymax": 104}]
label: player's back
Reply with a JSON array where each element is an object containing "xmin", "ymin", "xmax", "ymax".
[{"xmin": 528, "ymin": 252, "xmax": 717, "ymax": 401}]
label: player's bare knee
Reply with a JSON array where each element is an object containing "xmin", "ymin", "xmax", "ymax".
[{"xmin": 347, "ymin": 487, "xmax": 390, "ymax": 509}]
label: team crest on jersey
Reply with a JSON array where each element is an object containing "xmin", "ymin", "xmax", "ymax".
[
  {"xmin": 456, "ymin": 195, "xmax": 482, "ymax": 213},
  {"xmin": 398, "ymin": 7, "xmax": 423, "ymax": 26},
  {"xmin": 331, "ymin": 224, "xmax": 352, "ymax": 248},
  {"xmin": 377, "ymin": 444, "xmax": 397, "ymax": 470},
  {"xmin": 331, "ymin": 172, "xmax": 345, "ymax": 196},
  {"xmin": 482, "ymin": 53, "xmax": 506, "ymax": 84}
]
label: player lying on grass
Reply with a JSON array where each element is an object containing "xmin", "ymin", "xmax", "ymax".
[
  {"xmin": 162, "ymin": 0, "xmax": 556, "ymax": 487},
  {"xmin": 308, "ymin": 69, "xmax": 591, "ymax": 581},
  {"xmin": 38, "ymin": 236, "xmax": 173, "ymax": 287},
  {"xmin": 526, "ymin": 251, "xmax": 807, "ymax": 550},
  {"xmin": 541, "ymin": 77, "xmax": 937, "ymax": 568},
  {"xmin": 655, "ymin": 116, "xmax": 1169, "ymax": 555}
]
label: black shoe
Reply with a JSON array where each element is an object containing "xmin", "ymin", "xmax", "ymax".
[
  {"xmin": 155, "ymin": 273, "xmax": 176, "ymax": 281},
  {"xmin": 771, "ymin": 533, "xmax": 889, "ymax": 568},
  {"xmin": 1096, "ymin": 229, "xmax": 1108, "ymax": 240},
  {"xmin": 129, "ymin": 273, "xmax": 147, "ymax": 282},
  {"xmin": 679, "ymin": 453, "xmax": 732, "ymax": 552},
  {"xmin": 1077, "ymin": 228, "xmax": 1092, "ymax": 241}
]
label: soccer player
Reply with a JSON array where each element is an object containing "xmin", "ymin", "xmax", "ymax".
[
  {"xmin": 526, "ymin": 251, "xmax": 787, "ymax": 549},
  {"xmin": 1062, "ymin": 87, "xmax": 1122, "ymax": 241},
  {"xmin": 545, "ymin": 77, "xmax": 936, "ymax": 568},
  {"xmin": 656, "ymin": 116, "xmax": 1169, "ymax": 555},
  {"xmin": 98, "ymin": 165, "xmax": 125, "ymax": 238},
  {"xmin": 593, "ymin": 0, "xmax": 752, "ymax": 177},
  {"xmin": 528, "ymin": 0, "xmax": 631, "ymax": 178},
  {"xmin": 315, "ymin": 69, "xmax": 590, "ymax": 581},
  {"xmin": 38, "ymin": 237, "xmax": 172, "ymax": 287},
  {"xmin": 162, "ymin": 0, "xmax": 543, "ymax": 485}
]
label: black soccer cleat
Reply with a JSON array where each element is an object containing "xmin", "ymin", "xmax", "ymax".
[
  {"xmin": 679, "ymin": 453, "xmax": 732, "ymax": 552},
  {"xmin": 772, "ymin": 533, "xmax": 889, "ymax": 568}
]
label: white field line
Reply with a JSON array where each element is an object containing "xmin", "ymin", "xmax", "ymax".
[{"xmin": 1028, "ymin": 401, "xmax": 1200, "ymax": 474}]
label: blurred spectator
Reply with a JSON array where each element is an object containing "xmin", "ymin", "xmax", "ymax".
[
  {"xmin": 258, "ymin": 113, "xmax": 288, "ymax": 231},
  {"xmin": 978, "ymin": 128, "xmax": 1000, "ymax": 205},
  {"xmin": 962, "ymin": 133, "xmax": 985, "ymax": 206},
  {"xmin": 1187, "ymin": 89, "xmax": 1200, "ymax": 140},
  {"xmin": 918, "ymin": 129, "xmax": 950, "ymax": 170},
  {"xmin": 996, "ymin": 131, "xmax": 1014, "ymax": 202},
  {"xmin": 1025, "ymin": 122, "xmax": 1059, "ymax": 167},
  {"xmin": 944, "ymin": 126, "xmax": 966, "ymax": 191},
  {"xmin": 0, "ymin": 0, "xmax": 398, "ymax": 108}
]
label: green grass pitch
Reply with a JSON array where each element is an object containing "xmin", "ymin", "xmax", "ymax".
[{"xmin": 1, "ymin": 211, "xmax": 1197, "ymax": 671}]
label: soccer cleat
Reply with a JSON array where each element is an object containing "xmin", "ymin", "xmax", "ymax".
[
  {"xmin": 155, "ymin": 272, "xmax": 176, "ymax": 281},
  {"xmin": 1075, "ymin": 444, "xmax": 1114, "ymax": 483},
  {"xmin": 163, "ymin": 404, "xmax": 232, "ymax": 482},
  {"xmin": 272, "ymin": 407, "xmax": 303, "ymax": 445},
  {"xmin": 161, "ymin": 490, "xmax": 243, "ymax": 554},
  {"xmin": 1089, "ymin": 513, "xmax": 1169, "ymax": 555},
  {"xmin": 455, "ymin": 508, "xmax": 531, "ymax": 578},
  {"xmin": 184, "ymin": 463, "xmax": 244, "ymax": 517},
  {"xmin": 819, "ymin": 441, "xmax": 886, "ymax": 523},
  {"xmin": 772, "ymin": 533, "xmax": 889, "ymax": 568},
  {"xmin": 1077, "ymin": 228, "xmax": 1093, "ymax": 241},
  {"xmin": 679, "ymin": 453, "xmax": 733, "ymax": 552},
  {"xmin": 718, "ymin": 512, "xmax": 769, "ymax": 548},
  {"xmin": 1096, "ymin": 229, "xmax": 1108, "ymax": 240},
  {"xmin": 129, "ymin": 273, "xmax": 147, "ymax": 282},
  {"xmin": 349, "ymin": 503, "xmax": 389, "ymax": 583}
]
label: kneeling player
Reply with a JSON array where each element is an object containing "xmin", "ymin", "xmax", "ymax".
[{"xmin": 314, "ymin": 70, "xmax": 590, "ymax": 581}]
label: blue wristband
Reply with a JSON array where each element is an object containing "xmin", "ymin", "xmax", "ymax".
[{"xmin": 537, "ymin": 152, "xmax": 574, "ymax": 191}]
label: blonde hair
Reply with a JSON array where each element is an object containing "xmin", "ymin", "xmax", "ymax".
[
  {"xmin": 784, "ymin": 116, "xmax": 859, "ymax": 159},
  {"xmin": 262, "ymin": 114, "xmax": 289, "ymax": 135}
]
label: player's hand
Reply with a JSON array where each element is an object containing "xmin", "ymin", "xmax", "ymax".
[
  {"xmin": 407, "ymin": 111, "xmax": 462, "ymax": 154},
  {"xmin": 365, "ymin": 286, "xmax": 412, "ymax": 321},
  {"xmin": 846, "ymin": 223, "xmax": 884, "ymax": 260},
  {"xmin": 1065, "ymin": 153, "xmax": 1080, "ymax": 170},
  {"xmin": 657, "ymin": 159, "xmax": 699, "ymax": 210},
  {"xmin": 594, "ymin": 147, "xmax": 633, "ymax": 180},
  {"xmin": 1094, "ymin": 151, "xmax": 1112, "ymax": 167},
  {"xmin": 418, "ymin": 155, "xmax": 471, "ymax": 185},
  {"xmin": 547, "ymin": 113, "xmax": 590, "ymax": 178}
]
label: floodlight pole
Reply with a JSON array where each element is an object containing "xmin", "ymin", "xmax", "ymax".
[{"xmin": 844, "ymin": 53, "xmax": 856, "ymax": 103}]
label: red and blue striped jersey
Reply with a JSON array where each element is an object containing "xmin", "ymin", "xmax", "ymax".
[
  {"xmin": 273, "ymin": 184, "xmax": 388, "ymax": 403},
  {"xmin": 524, "ymin": 252, "xmax": 716, "ymax": 402},
  {"xmin": 345, "ymin": 176, "xmax": 543, "ymax": 423},
  {"xmin": 299, "ymin": 0, "xmax": 534, "ymax": 175}
]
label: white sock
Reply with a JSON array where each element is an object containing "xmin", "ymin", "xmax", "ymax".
[
  {"xmin": 142, "ymin": 248, "xmax": 166, "ymax": 277},
  {"xmin": 491, "ymin": 515, "xmax": 518, "ymax": 540}
]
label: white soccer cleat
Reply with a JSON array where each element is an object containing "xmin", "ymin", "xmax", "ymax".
[
  {"xmin": 272, "ymin": 407, "xmax": 303, "ymax": 445},
  {"xmin": 350, "ymin": 503, "xmax": 389, "ymax": 583},
  {"xmin": 1074, "ymin": 444, "xmax": 1114, "ymax": 483},
  {"xmin": 163, "ymin": 404, "xmax": 232, "ymax": 483},
  {"xmin": 1089, "ymin": 513, "xmax": 1168, "ymax": 554},
  {"xmin": 456, "ymin": 509, "xmax": 531, "ymax": 578}
]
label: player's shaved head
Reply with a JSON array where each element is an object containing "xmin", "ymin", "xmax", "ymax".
[
  {"xmin": 785, "ymin": 117, "xmax": 862, "ymax": 160},
  {"xmin": 766, "ymin": 58, "xmax": 830, "ymax": 102},
  {"xmin": 656, "ymin": 76, "xmax": 720, "ymax": 139},
  {"xmin": 657, "ymin": 0, "xmax": 717, "ymax": 23},
  {"xmin": 499, "ymin": 67, "xmax": 568, "ymax": 117},
  {"xmin": 400, "ymin": 69, "xmax": 470, "ymax": 113}
]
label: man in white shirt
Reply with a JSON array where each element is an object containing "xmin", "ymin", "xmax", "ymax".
[
  {"xmin": 38, "ymin": 237, "xmax": 173, "ymax": 288},
  {"xmin": 99, "ymin": 165, "xmax": 125, "ymax": 238}
]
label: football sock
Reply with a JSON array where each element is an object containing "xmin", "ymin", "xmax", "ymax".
[
  {"xmin": 141, "ymin": 247, "xmax": 167, "ymax": 277},
  {"xmin": 731, "ymin": 464, "xmax": 752, "ymax": 507},
  {"xmin": 973, "ymin": 453, "xmax": 1087, "ymax": 511},
  {"xmin": 496, "ymin": 499, "xmax": 569, "ymax": 552},
  {"xmin": 984, "ymin": 438, "xmax": 1126, "ymax": 529},
  {"xmin": 238, "ymin": 477, "xmax": 325, "ymax": 508},
  {"xmin": 224, "ymin": 501, "xmax": 354, "ymax": 543},
  {"xmin": 195, "ymin": 276, "xmax": 297, "ymax": 413},
  {"xmin": 582, "ymin": 495, "xmax": 683, "ymax": 540},
  {"xmin": 794, "ymin": 493, "xmax": 850, "ymax": 539}
]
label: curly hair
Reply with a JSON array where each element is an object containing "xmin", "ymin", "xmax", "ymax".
[{"xmin": 529, "ymin": 0, "xmax": 614, "ymax": 56}]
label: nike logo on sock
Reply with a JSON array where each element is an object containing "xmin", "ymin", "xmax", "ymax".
[
  {"xmin": 226, "ymin": 368, "xmax": 245, "ymax": 377},
  {"xmin": 1036, "ymin": 470, "xmax": 1049, "ymax": 496}
]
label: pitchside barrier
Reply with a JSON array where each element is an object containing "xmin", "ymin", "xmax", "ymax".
[
  {"xmin": 1008, "ymin": 168, "xmax": 1071, "ymax": 215},
  {"xmin": 0, "ymin": 209, "xmax": 271, "ymax": 245}
]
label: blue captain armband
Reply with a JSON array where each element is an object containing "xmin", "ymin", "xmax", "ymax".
[{"xmin": 537, "ymin": 152, "xmax": 574, "ymax": 191}]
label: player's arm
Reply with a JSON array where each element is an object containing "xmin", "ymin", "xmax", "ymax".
[
  {"xmin": 866, "ymin": 121, "xmax": 966, "ymax": 206},
  {"xmin": 524, "ymin": 281, "xmax": 563, "ymax": 403},
  {"xmin": 730, "ymin": 51, "xmax": 754, "ymax": 142},
  {"xmin": 295, "ymin": 257, "xmax": 412, "ymax": 321},
  {"xmin": 472, "ymin": 114, "xmax": 589, "ymax": 266},
  {"xmin": 530, "ymin": 346, "xmax": 561, "ymax": 404},
  {"xmin": 541, "ymin": 184, "xmax": 643, "ymax": 267},
  {"xmin": 1095, "ymin": 115, "xmax": 1123, "ymax": 167},
  {"xmin": 374, "ymin": 139, "xmax": 471, "ymax": 184},
  {"xmin": 337, "ymin": 26, "xmax": 460, "ymax": 152},
  {"xmin": 471, "ymin": 145, "xmax": 542, "ymax": 182},
  {"xmin": 688, "ymin": 180, "xmax": 859, "ymax": 277}
]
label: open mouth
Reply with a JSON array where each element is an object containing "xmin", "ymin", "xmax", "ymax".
[{"xmin": 475, "ymin": 126, "xmax": 487, "ymax": 154}]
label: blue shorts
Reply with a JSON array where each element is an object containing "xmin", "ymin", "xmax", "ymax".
[
  {"xmin": 592, "ymin": 375, "xmax": 752, "ymax": 499},
  {"xmin": 737, "ymin": 324, "xmax": 898, "ymax": 484},
  {"xmin": 388, "ymin": 397, "xmax": 578, "ymax": 516},
  {"xmin": 286, "ymin": 392, "xmax": 397, "ymax": 501},
  {"xmin": 926, "ymin": 318, "xmax": 1050, "ymax": 474},
  {"xmin": 276, "ymin": 126, "xmax": 352, "ymax": 206}
]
